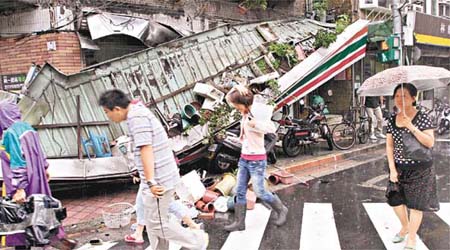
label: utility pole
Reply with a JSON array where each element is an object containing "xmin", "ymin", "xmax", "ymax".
[{"xmin": 392, "ymin": 0, "xmax": 403, "ymax": 66}]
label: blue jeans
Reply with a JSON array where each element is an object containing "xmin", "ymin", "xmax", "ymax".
[{"xmin": 236, "ymin": 158, "xmax": 275, "ymax": 204}]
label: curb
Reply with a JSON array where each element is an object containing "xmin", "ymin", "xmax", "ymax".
[{"xmin": 272, "ymin": 142, "xmax": 385, "ymax": 175}]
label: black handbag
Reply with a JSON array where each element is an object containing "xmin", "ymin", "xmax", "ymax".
[
  {"xmin": 402, "ymin": 132, "xmax": 432, "ymax": 162},
  {"xmin": 385, "ymin": 181, "xmax": 401, "ymax": 199}
]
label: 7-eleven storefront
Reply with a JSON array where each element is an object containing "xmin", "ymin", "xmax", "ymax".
[{"xmin": 275, "ymin": 20, "xmax": 370, "ymax": 118}]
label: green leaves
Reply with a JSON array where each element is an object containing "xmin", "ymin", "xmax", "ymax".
[
  {"xmin": 313, "ymin": 0, "xmax": 328, "ymax": 12},
  {"xmin": 268, "ymin": 43, "xmax": 299, "ymax": 67},
  {"xmin": 200, "ymin": 102, "xmax": 240, "ymax": 144},
  {"xmin": 313, "ymin": 14, "xmax": 350, "ymax": 49},
  {"xmin": 313, "ymin": 29, "xmax": 337, "ymax": 49},
  {"xmin": 241, "ymin": 0, "xmax": 268, "ymax": 10},
  {"xmin": 336, "ymin": 14, "xmax": 350, "ymax": 34},
  {"xmin": 256, "ymin": 59, "xmax": 268, "ymax": 74}
]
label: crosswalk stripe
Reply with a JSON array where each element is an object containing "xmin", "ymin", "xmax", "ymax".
[
  {"xmin": 221, "ymin": 204, "xmax": 271, "ymax": 250},
  {"xmin": 363, "ymin": 203, "xmax": 429, "ymax": 250},
  {"xmin": 299, "ymin": 203, "xmax": 341, "ymax": 250},
  {"xmin": 435, "ymin": 202, "xmax": 450, "ymax": 226}
]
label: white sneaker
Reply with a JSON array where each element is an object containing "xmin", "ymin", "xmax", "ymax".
[
  {"xmin": 369, "ymin": 134, "xmax": 377, "ymax": 140},
  {"xmin": 376, "ymin": 133, "xmax": 386, "ymax": 139}
]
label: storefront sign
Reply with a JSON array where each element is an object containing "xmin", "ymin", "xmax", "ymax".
[
  {"xmin": 1, "ymin": 74, "xmax": 26, "ymax": 92},
  {"xmin": 414, "ymin": 12, "xmax": 450, "ymax": 47}
]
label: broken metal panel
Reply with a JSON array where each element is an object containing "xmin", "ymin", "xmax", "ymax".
[
  {"xmin": 87, "ymin": 13, "xmax": 149, "ymax": 41},
  {"xmin": 0, "ymin": 90, "xmax": 17, "ymax": 102},
  {"xmin": 78, "ymin": 34, "xmax": 100, "ymax": 50},
  {"xmin": 21, "ymin": 19, "xmax": 326, "ymax": 158}
]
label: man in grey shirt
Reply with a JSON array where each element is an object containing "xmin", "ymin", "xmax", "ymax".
[{"xmin": 99, "ymin": 89, "xmax": 208, "ymax": 250}]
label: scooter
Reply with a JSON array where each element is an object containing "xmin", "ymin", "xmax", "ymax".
[
  {"xmin": 208, "ymin": 125, "xmax": 278, "ymax": 174},
  {"xmin": 437, "ymin": 104, "xmax": 450, "ymax": 135},
  {"xmin": 281, "ymin": 100, "xmax": 333, "ymax": 157}
]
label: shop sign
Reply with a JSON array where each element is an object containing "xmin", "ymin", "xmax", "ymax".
[
  {"xmin": 1, "ymin": 74, "xmax": 27, "ymax": 92},
  {"xmin": 414, "ymin": 12, "xmax": 450, "ymax": 47}
]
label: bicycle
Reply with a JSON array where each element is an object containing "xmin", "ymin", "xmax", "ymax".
[{"xmin": 331, "ymin": 106, "xmax": 371, "ymax": 150}]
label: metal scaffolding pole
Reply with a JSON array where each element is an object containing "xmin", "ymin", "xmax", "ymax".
[{"xmin": 392, "ymin": 0, "xmax": 404, "ymax": 66}]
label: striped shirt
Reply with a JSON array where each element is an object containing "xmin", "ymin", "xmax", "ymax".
[{"xmin": 127, "ymin": 102, "xmax": 180, "ymax": 190}]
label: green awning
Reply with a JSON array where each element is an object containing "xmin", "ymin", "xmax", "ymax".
[{"xmin": 367, "ymin": 20, "xmax": 393, "ymax": 42}]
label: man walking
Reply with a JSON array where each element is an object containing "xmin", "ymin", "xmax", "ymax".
[
  {"xmin": 99, "ymin": 90, "xmax": 208, "ymax": 250},
  {"xmin": 364, "ymin": 96, "xmax": 386, "ymax": 140}
]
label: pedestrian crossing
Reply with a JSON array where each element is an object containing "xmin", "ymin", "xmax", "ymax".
[
  {"xmin": 218, "ymin": 202, "xmax": 450, "ymax": 250},
  {"xmin": 363, "ymin": 203, "xmax": 429, "ymax": 250},
  {"xmin": 221, "ymin": 204, "xmax": 271, "ymax": 250},
  {"xmin": 78, "ymin": 202, "xmax": 450, "ymax": 250},
  {"xmin": 299, "ymin": 203, "xmax": 341, "ymax": 250},
  {"xmin": 435, "ymin": 203, "xmax": 450, "ymax": 226}
]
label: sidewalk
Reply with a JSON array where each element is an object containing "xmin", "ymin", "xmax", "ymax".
[
  {"xmin": 269, "ymin": 140, "xmax": 385, "ymax": 174},
  {"xmin": 57, "ymin": 140, "xmax": 385, "ymax": 233}
]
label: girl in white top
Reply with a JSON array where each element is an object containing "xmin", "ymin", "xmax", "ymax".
[{"xmin": 223, "ymin": 85, "xmax": 288, "ymax": 232}]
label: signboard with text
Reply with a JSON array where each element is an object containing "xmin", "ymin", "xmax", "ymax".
[
  {"xmin": 414, "ymin": 12, "xmax": 450, "ymax": 47},
  {"xmin": 1, "ymin": 74, "xmax": 26, "ymax": 92}
]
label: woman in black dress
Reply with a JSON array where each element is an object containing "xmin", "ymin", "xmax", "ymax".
[{"xmin": 386, "ymin": 83, "xmax": 439, "ymax": 250}]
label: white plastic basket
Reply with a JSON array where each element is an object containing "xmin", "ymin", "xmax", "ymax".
[{"xmin": 102, "ymin": 202, "xmax": 134, "ymax": 229}]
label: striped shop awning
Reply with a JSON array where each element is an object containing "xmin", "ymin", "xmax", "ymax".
[{"xmin": 275, "ymin": 20, "xmax": 370, "ymax": 110}]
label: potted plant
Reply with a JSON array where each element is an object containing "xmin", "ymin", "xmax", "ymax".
[{"xmin": 313, "ymin": 0, "xmax": 328, "ymax": 22}]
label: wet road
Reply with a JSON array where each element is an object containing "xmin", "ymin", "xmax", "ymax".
[
  {"xmin": 76, "ymin": 142, "xmax": 450, "ymax": 250},
  {"xmin": 202, "ymin": 142, "xmax": 450, "ymax": 250}
]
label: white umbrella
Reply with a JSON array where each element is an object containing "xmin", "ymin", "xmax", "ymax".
[{"xmin": 357, "ymin": 65, "xmax": 450, "ymax": 97}]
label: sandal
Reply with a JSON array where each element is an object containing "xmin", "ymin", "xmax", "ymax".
[
  {"xmin": 392, "ymin": 233, "xmax": 406, "ymax": 243},
  {"xmin": 124, "ymin": 234, "xmax": 144, "ymax": 244}
]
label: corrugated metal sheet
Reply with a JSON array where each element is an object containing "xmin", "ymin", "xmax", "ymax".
[{"xmin": 20, "ymin": 19, "xmax": 327, "ymax": 158}]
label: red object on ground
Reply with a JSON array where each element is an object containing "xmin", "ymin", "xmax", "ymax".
[
  {"xmin": 202, "ymin": 190, "xmax": 220, "ymax": 203},
  {"xmin": 198, "ymin": 212, "xmax": 215, "ymax": 220},
  {"xmin": 124, "ymin": 235, "xmax": 144, "ymax": 244},
  {"xmin": 268, "ymin": 174, "xmax": 281, "ymax": 185},
  {"xmin": 271, "ymin": 170, "xmax": 294, "ymax": 185},
  {"xmin": 195, "ymin": 200, "xmax": 206, "ymax": 210},
  {"xmin": 202, "ymin": 202, "xmax": 215, "ymax": 213}
]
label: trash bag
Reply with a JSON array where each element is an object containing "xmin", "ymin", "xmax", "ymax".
[
  {"xmin": 0, "ymin": 197, "xmax": 32, "ymax": 235},
  {"xmin": 0, "ymin": 197, "xmax": 29, "ymax": 224},
  {"xmin": 25, "ymin": 195, "xmax": 64, "ymax": 246},
  {"xmin": 0, "ymin": 194, "xmax": 66, "ymax": 246}
]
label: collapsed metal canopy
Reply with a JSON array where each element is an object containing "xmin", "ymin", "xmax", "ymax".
[
  {"xmin": 86, "ymin": 12, "xmax": 183, "ymax": 47},
  {"xmin": 19, "ymin": 18, "xmax": 327, "ymax": 159}
]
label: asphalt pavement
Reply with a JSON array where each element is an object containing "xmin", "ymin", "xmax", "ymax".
[
  {"xmin": 70, "ymin": 141, "xmax": 450, "ymax": 250},
  {"xmin": 201, "ymin": 142, "xmax": 450, "ymax": 250}
]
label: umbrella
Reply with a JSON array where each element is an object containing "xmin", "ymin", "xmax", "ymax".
[{"xmin": 357, "ymin": 65, "xmax": 450, "ymax": 97}]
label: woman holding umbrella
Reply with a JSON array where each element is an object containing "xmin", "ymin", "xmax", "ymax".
[{"xmin": 385, "ymin": 83, "xmax": 439, "ymax": 250}]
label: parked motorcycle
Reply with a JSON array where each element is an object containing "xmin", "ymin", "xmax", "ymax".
[
  {"xmin": 208, "ymin": 125, "xmax": 278, "ymax": 174},
  {"xmin": 281, "ymin": 101, "xmax": 333, "ymax": 157},
  {"xmin": 437, "ymin": 104, "xmax": 450, "ymax": 135}
]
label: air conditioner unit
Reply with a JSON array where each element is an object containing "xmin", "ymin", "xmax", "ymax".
[
  {"xmin": 360, "ymin": 0, "xmax": 379, "ymax": 9},
  {"xmin": 411, "ymin": 4, "xmax": 424, "ymax": 12},
  {"xmin": 359, "ymin": 0, "xmax": 390, "ymax": 9}
]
